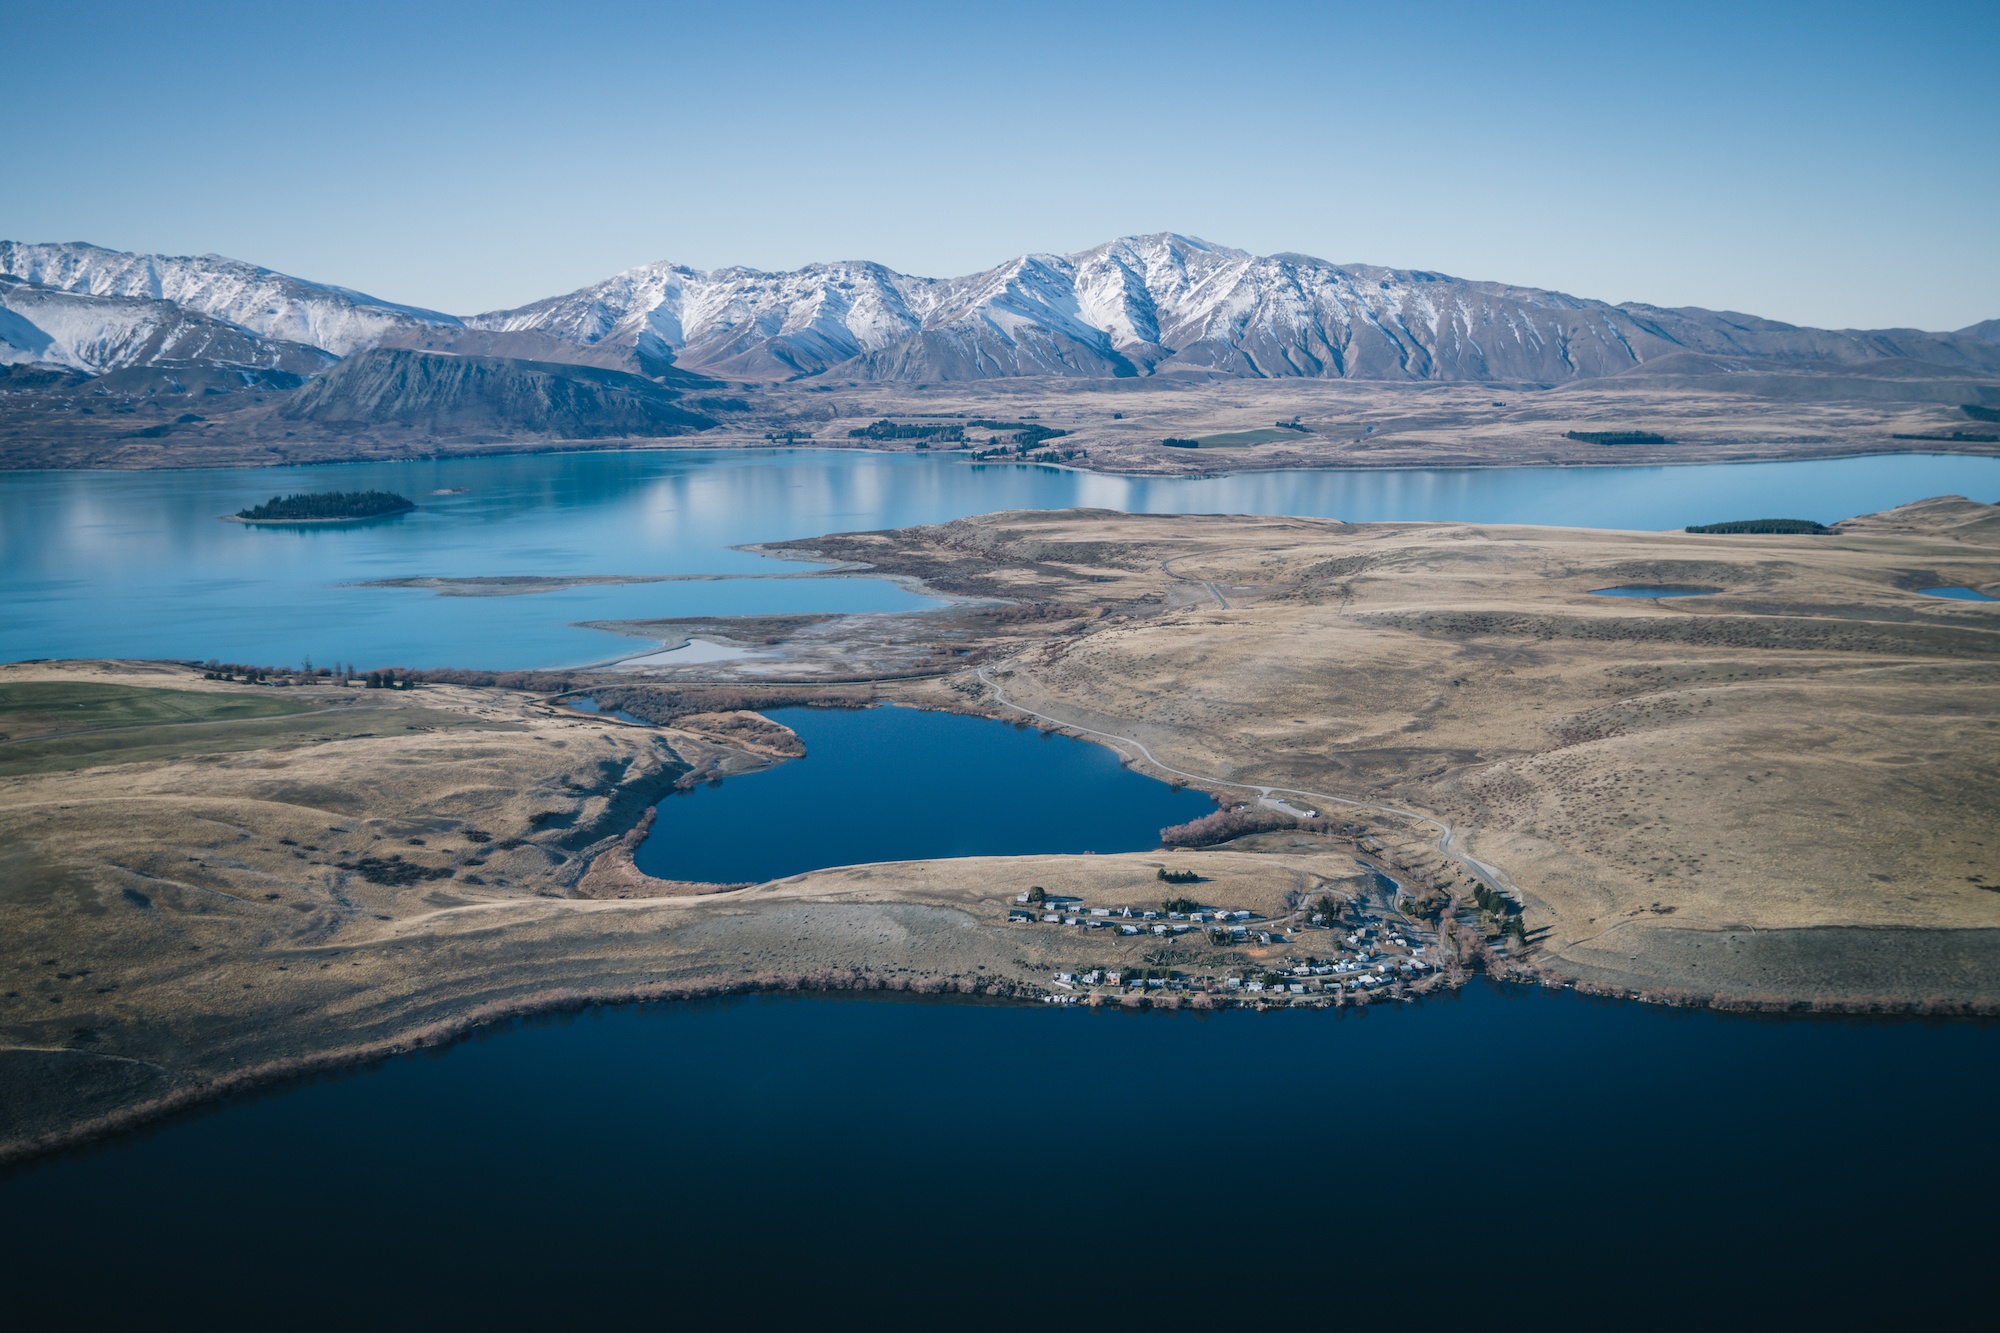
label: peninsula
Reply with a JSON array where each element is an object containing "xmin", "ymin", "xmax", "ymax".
[{"xmin": 2, "ymin": 496, "xmax": 1996, "ymax": 1165}]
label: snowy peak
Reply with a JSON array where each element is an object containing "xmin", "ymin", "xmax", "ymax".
[
  {"xmin": 467, "ymin": 258, "xmax": 929, "ymax": 379},
  {"xmin": 5, "ymin": 235, "xmax": 1996, "ymax": 385},
  {"xmin": 0, "ymin": 241, "xmax": 459, "ymax": 357},
  {"xmin": 0, "ymin": 276, "xmax": 334, "ymax": 375},
  {"xmin": 470, "ymin": 231, "xmax": 1902, "ymax": 383}
]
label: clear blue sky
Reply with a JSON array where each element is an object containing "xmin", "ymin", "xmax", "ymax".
[{"xmin": 5, "ymin": 0, "xmax": 1995, "ymax": 329}]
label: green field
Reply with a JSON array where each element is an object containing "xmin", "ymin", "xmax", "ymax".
[
  {"xmin": 0, "ymin": 681, "xmax": 313, "ymax": 738},
  {"xmin": 0, "ymin": 682, "xmax": 519, "ymax": 777}
]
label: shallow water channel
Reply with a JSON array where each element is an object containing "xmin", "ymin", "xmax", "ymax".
[
  {"xmin": 1589, "ymin": 583, "xmax": 1720, "ymax": 598},
  {"xmin": 635, "ymin": 704, "xmax": 1215, "ymax": 883}
]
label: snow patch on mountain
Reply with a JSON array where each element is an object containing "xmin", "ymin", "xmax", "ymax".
[
  {"xmin": 0, "ymin": 276, "xmax": 334, "ymax": 375},
  {"xmin": 0, "ymin": 241, "xmax": 458, "ymax": 357},
  {"xmin": 8, "ymin": 234, "xmax": 1997, "ymax": 384}
]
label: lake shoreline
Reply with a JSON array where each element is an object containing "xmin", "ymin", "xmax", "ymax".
[
  {"xmin": 10, "ymin": 960, "xmax": 1991, "ymax": 1175},
  {"xmin": 12, "ymin": 436, "xmax": 2000, "ymax": 480},
  {"xmin": 220, "ymin": 512, "xmax": 410, "ymax": 525}
]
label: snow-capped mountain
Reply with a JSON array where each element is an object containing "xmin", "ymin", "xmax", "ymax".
[
  {"xmin": 5, "ymin": 234, "xmax": 1996, "ymax": 384},
  {"xmin": 464, "ymin": 259, "xmax": 932, "ymax": 379},
  {"xmin": 466, "ymin": 234, "xmax": 2000, "ymax": 382},
  {"xmin": 0, "ymin": 241, "xmax": 459, "ymax": 357},
  {"xmin": 0, "ymin": 276, "xmax": 334, "ymax": 375}
]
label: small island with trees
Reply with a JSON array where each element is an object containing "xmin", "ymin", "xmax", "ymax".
[
  {"xmin": 1685, "ymin": 517, "xmax": 1830, "ymax": 534},
  {"xmin": 227, "ymin": 491, "xmax": 417, "ymax": 524}
]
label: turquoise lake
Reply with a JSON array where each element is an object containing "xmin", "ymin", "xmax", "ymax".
[{"xmin": 2, "ymin": 448, "xmax": 1995, "ymax": 669}]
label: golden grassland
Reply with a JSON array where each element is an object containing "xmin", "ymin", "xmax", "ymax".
[
  {"xmin": 3, "ymin": 496, "xmax": 1997, "ymax": 1161},
  {"xmin": 0, "ymin": 661, "xmax": 1372, "ymax": 1162},
  {"xmin": 774, "ymin": 495, "xmax": 2000, "ymax": 1000}
]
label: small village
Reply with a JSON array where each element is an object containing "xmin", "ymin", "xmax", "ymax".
[{"xmin": 1006, "ymin": 875, "xmax": 1457, "ymax": 1006}]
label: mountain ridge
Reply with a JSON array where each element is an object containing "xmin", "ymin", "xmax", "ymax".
[
  {"xmin": 4, "ymin": 234, "xmax": 1996, "ymax": 387},
  {"xmin": 278, "ymin": 348, "xmax": 714, "ymax": 438}
]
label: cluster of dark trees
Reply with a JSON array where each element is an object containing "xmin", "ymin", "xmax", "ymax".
[
  {"xmin": 969, "ymin": 420, "xmax": 1068, "ymax": 447},
  {"xmin": 968, "ymin": 422, "xmax": 1073, "ymax": 460},
  {"xmin": 1156, "ymin": 868, "xmax": 1201, "ymax": 885},
  {"xmin": 1470, "ymin": 883, "xmax": 1527, "ymax": 940},
  {"xmin": 763, "ymin": 429, "xmax": 814, "ymax": 443},
  {"xmin": 378, "ymin": 666, "xmax": 584, "ymax": 692},
  {"xmin": 1563, "ymin": 430, "xmax": 1671, "ymax": 445},
  {"xmin": 235, "ymin": 490, "xmax": 415, "ymax": 521},
  {"xmin": 1303, "ymin": 891, "xmax": 1352, "ymax": 923},
  {"xmin": 1160, "ymin": 437, "xmax": 1201, "ymax": 449},
  {"xmin": 1274, "ymin": 417, "xmax": 1310, "ymax": 432},
  {"xmin": 978, "ymin": 446, "xmax": 1086, "ymax": 463},
  {"xmin": 1159, "ymin": 894, "xmax": 1202, "ymax": 913},
  {"xmin": 196, "ymin": 659, "xmax": 432, "ymax": 688},
  {"xmin": 200, "ymin": 659, "xmax": 353, "ymax": 685},
  {"xmin": 847, "ymin": 419, "xmax": 967, "ymax": 443},
  {"xmin": 1161, "ymin": 807, "xmax": 1362, "ymax": 847},
  {"xmin": 1684, "ymin": 518, "xmax": 1830, "ymax": 534}
]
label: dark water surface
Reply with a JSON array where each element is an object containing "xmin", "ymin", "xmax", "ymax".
[
  {"xmin": 636, "ymin": 705, "xmax": 1214, "ymax": 882},
  {"xmin": 4, "ymin": 448, "xmax": 1995, "ymax": 668},
  {"xmin": 1919, "ymin": 584, "xmax": 1997, "ymax": 600},
  {"xmin": 2, "ymin": 985, "xmax": 1991, "ymax": 1326}
]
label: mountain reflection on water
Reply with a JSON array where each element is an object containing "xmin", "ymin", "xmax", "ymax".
[{"xmin": 2, "ymin": 448, "xmax": 1996, "ymax": 668}]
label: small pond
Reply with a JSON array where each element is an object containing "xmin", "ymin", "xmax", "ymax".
[
  {"xmin": 634, "ymin": 704, "xmax": 1214, "ymax": 883},
  {"xmin": 1918, "ymin": 585, "xmax": 1997, "ymax": 601},
  {"xmin": 563, "ymin": 695, "xmax": 647, "ymax": 725},
  {"xmin": 1589, "ymin": 584, "xmax": 1721, "ymax": 598}
]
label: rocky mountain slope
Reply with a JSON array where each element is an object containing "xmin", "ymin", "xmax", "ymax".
[
  {"xmin": 0, "ymin": 241, "xmax": 460, "ymax": 356},
  {"xmin": 0, "ymin": 276, "xmax": 333, "ymax": 376},
  {"xmin": 6, "ymin": 234, "xmax": 1995, "ymax": 386},
  {"xmin": 277, "ymin": 348, "xmax": 713, "ymax": 438},
  {"xmin": 466, "ymin": 233, "xmax": 2000, "ymax": 384}
]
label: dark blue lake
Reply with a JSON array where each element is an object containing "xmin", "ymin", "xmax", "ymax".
[
  {"xmin": 1, "ymin": 984, "xmax": 1991, "ymax": 1325},
  {"xmin": 1919, "ymin": 584, "xmax": 1997, "ymax": 600},
  {"xmin": 636, "ymin": 704, "xmax": 1214, "ymax": 882}
]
